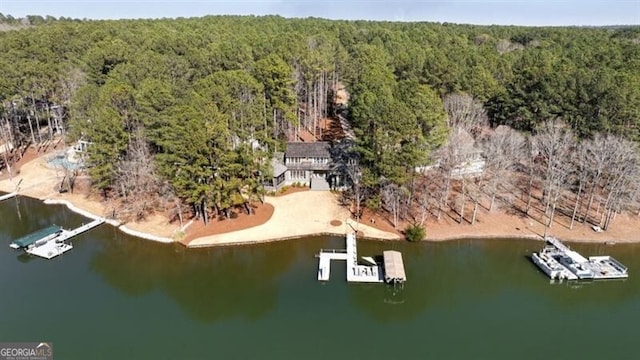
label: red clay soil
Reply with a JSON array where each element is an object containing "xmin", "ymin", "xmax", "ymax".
[
  {"xmin": 180, "ymin": 202, "xmax": 275, "ymax": 245},
  {"xmin": 320, "ymin": 118, "xmax": 345, "ymax": 141},
  {"xmin": 0, "ymin": 147, "xmax": 42, "ymax": 181},
  {"xmin": 357, "ymin": 208, "xmax": 404, "ymax": 236},
  {"xmin": 274, "ymin": 186, "xmax": 309, "ymax": 197}
]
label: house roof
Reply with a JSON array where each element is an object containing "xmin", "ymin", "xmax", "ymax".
[
  {"xmin": 450, "ymin": 127, "xmax": 481, "ymax": 155},
  {"xmin": 271, "ymin": 158, "xmax": 288, "ymax": 177},
  {"xmin": 286, "ymin": 142, "xmax": 331, "ymax": 158}
]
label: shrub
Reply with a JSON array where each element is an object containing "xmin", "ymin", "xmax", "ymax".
[{"xmin": 405, "ymin": 224, "xmax": 425, "ymax": 242}]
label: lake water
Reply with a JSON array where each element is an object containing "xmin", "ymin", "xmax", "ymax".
[{"xmin": 1, "ymin": 195, "xmax": 640, "ymax": 359}]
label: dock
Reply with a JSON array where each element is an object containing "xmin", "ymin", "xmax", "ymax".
[
  {"xmin": 26, "ymin": 239, "xmax": 73, "ymax": 259},
  {"xmin": 55, "ymin": 218, "xmax": 105, "ymax": 243},
  {"xmin": 383, "ymin": 250, "xmax": 407, "ymax": 284},
  {"xmin": 10, "ymin": 218, "xmax": 105, "ymax": 259},
  {"xmin": 317, "ymin": 249, "xmax": 347, "ymax": 281},
  {"xmin": 317, "ymin": 232, "xmax": 405, "ymax": 284},
  {"xmin": 0, "ymin": 192, "xmax": 18, "ymax": 201},
  {"xmin": 531, "ymin": 237, "xmax": 628, "ymax": 281},
  {"xmin": 10, "ymin": 225, "xmax": 63, "ymax": 249}
]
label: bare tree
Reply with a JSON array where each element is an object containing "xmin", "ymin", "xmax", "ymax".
[
  {"xmin": 466, "ymin": 177, "xmax": 484, "ymax": 225},
  {"xmin": 0, "ymin": 115, "xmax": 14, "ymax": 179},
  {"xmin": 480, "ymin": 125, "xmax": 525, "ymax": 211},
  {"xmin": 524, "ymin": 136, "xmax": 538, "ymax": 216},
  {"xmin": 332, "ymin": 140, "xmax": 367, "ymax": 220},
  {"xmin": 114, "ymin": 127, "xmax": 161, "ymax": 221},
  {"xmin": 416, "ymin": 186, "xmax": 430, "ymax": 226},
  {"xmin": 414, "ymin": 171, "xmax": 443, "ymax": 225},
  {"xmin": 443, "ymin": 93, "xmax": 489, "ymax": 138},
  {"xmin": 381, "ymin": 181, "xmax": 408, "ymax": 229},
  {"xmin": 434, "ymin": 127, "xmax": 481, "ymax": 220},
  {"xmin": 569, "ymin": 141, "xmax": 589, "ymax": 229},
  {"xmin": 582, "ymin": 134, "xmax": 615, "ymax": 225},
  {"xmin": 533, "ymin": 119, "xmax": 574, "ymax": 230},
  {"xmin": 599, "ymin": 136, "xmax": 640, "ymax": 230}
]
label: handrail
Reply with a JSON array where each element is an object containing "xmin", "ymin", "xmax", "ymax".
[{"xmin": 319, "ymin": 248, "xmax": 347, "ymax": 254}]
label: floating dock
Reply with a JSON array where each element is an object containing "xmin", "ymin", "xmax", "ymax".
[
  {"xmin": 0, "ymin": 192, "xmax": 17, "ymax": 201},
  {"xmin": 10, "ymin": 218, "xmax": 105, "ymax": 259},
  {"xmin": 531, "ymin": 237, "xmax": 628, "ymax": 281},
  {"xmin": 317, "ymin": 232, "xmax": 406, "ymax": 284},
  {"xmin": 26, "ymin": 239, "xmax": 73, "ymax": 259}
]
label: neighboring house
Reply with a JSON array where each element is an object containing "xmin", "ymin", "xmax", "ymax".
[
  {"xmin": 266, "ymin": 141, "xmax": 342, "ymax": 191},
  {"xmin": 415, "ymin": 127, "xmax": 485, "ymax": 178},
  {"xmin": 448, "ymin": 127, "xmax": 485, "ymax": 178}
]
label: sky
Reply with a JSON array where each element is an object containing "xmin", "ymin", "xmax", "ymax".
[{"xmin": 1, "ymin": 0, "xmax": 638, "ymax": 26}]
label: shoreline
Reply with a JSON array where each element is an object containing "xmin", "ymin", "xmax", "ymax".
[
  {"xmin": 2, "ymin": 190, "xmax": 636, "ymax": 246},
  {"xmin": 1, "ymin": 152, "xmax": 639, "ymax": 247},
  {"xmin": 43, "ymin": 198, "xmax": 175, "ymax": 243}
]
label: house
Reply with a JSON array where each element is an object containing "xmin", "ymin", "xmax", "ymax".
[
  {"xmin": 284, "ymin": 142, "xmax": 331, "ymax": 185},
  {"xmin": 415, "ymin": 127, "xmax": 485, "ymax": 178},
  {"xmin": 266, "ymin": 141, "xmax": 342, "ymax": 191},
  {"xmin": 264, "ymin": 153, "xmax": 288, "ymax": 189},
  {"xmin": 447, "ymin": 127, "xmax": 485, "ymax": 178}
]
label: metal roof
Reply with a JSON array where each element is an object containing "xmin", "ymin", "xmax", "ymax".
[
  {"xmin": 11, "ymin": 225, "xmax": 63, "ymax": 248},
  {"xmin": 383, "ymin": 250, "xmax": 407, "ymax": 283},
  {"xmin": 271, "ymin": 158, "xmax": 288, "ymax": 177},
  {"xmin": 286, "ymin": 142, "xmax": 331, "ymax": 158}
]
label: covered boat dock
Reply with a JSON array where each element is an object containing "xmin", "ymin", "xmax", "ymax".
[
  {"xmin": 383, "ymin": 250, "xmax": 407, "ymax": 284},
  {"xmin": 10, "ymin": 225, "xmax": 63, "ymax": 249},
  {"xmin": 317, "ymin": 233, "xmax": 406, "ymax": 285}
]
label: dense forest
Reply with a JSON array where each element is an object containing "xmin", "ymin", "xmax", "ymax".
[{"xmin": 0, "ymin": 14, "xmax": 639, "ymax": 231}]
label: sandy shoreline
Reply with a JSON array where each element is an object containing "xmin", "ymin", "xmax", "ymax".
[{"xmin": 1, "ymin": 151, "xmax": 639, "ymax": 246}]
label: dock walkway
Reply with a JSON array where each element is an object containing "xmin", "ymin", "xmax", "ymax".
[
  {"xmin": 0, "ymin": 192, "xmax": 17, "ymax": 201},
  {"xmin": 13, "ymin": 218, "xmax": 105, "ymax": 260},
  {"xmin": 317, "ymin": 232, "xmax": 390, "ymax": 283},
  {"xmin": 55, "ymin": 218, "xmax": 105, "ymax": 243},
  {"xmin": 317, "ymin": 249, "xmax": 347, "ymax": 281}
]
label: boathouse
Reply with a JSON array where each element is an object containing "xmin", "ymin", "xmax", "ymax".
[
  {"xmin": 383, "ymin": 250, "xmax": 407, "ymax": 284},
  {"xmin": 10, "ymin": 225, "xmax": 63, "ymax": 249}
]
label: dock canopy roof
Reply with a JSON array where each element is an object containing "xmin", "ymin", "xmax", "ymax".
[
  {"xmin": 383, "ymin": 250, "xmax": 407, "ymax": 283},
  {"xmin": 11, "ymin": 225, "xmax": 63, "ymax": 248}
]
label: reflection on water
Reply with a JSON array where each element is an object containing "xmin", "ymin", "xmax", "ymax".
[
  {"xmin": 2, "ymin": 196, "xmax": 640, "ymax": 359},
  {"xmin": 90, "ymin": 234, "xmax": 299, "ymax": 323}
]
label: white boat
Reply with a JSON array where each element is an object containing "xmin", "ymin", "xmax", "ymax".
[
  {"xmin": 557, "ymin": 256, "xmax": 595, "ymax": 279},
  {"xmin": 531, "ymin": 237, "xmax": 628, "ymax": 281},
  {"xmin": 532, "ymin": 249, "xmax": 577, "ymax": 280}
]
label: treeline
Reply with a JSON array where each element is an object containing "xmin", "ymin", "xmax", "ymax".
[
  {"xmin": 0, "ymin": 14, "xmax": 638, "ymax": 226},
  {"xmin": 403, "ymin": 117, "xmax": 640, "ymax": 234}
]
